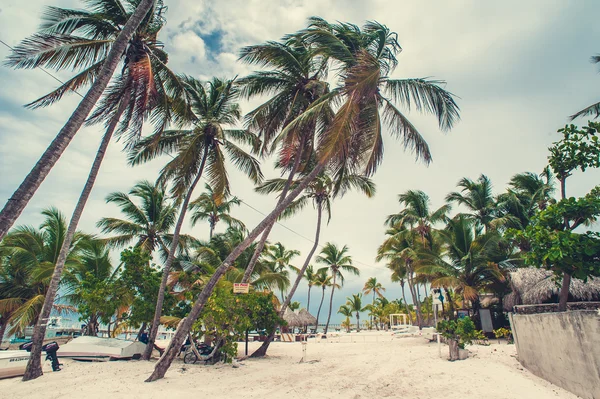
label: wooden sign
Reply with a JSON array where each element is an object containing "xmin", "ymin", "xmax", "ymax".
[{"xmin": 233, "ymin": 283, "xmax": 250, "ymax": 294}]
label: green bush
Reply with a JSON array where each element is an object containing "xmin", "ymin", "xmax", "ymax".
[
  {"xmin": 493, "ymin": 327, "xmax": 513, "ymax": 343},
  {"xmin": 437, "ymin": 318, "xmax": 477, "ymax": 349}
]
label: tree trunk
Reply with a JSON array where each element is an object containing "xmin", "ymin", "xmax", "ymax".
[
  {"xmin": 136, "ymin": 322, "xmax": 147, "ymax": 341},
  {"xmin": 448, "ymin": 338, "xmax": 459, "ymax": 361},
  {"xmin": 324, "ymin": 274, "xmax": 336, "ymax": 334},
  {"xmin": 241, "ymin": 135, "xmax": 307, "ymax": 283},
  {"xmin": 0, "ymin": 321, "xmax": 7, "ymax": 348},
  {"xmin": 315, "ymin": 287, "xmax": 326, "ymax": 331},
  {"xmin": 251, "ymin": 201, "xmax": 323, "ymax": 357},
  {"xmin": 146, "ymin": 162, "xmax": 326, "ymax": 382},
  {"xmin": 85, "ymin": 315, "xmax": 99, "ymax": 336},
  {"xmin": 209, "ymin": 221, "xmax": 214, "ymax": 239},
  {"xmin": 406, "ymin": 268, "xmax": 423, "ymax": 329},
  {"xmin": 445, "ymin": 287, "xmax": 456, "ymax": 320},
  {"xmin": 307, "ymin": 285, "xmax": 312, "ymax": 313},
  {"xmin": 0, "ymin": 0, "xmax": 155, "ymax": 243},
  {"xmin": 558, "ymin": 273, "xmax": 571, "ymax": 312},
  {"xmin": 22, "ymin": 93, "xmax": 130, "ymax": 381},
  {"xmin": 142, "ymin": 145, "xmax": 210, "ymax": 361},
  {"xmin": 400, "ymin": 281, "xmax": 408, "ymax": 312},
  {"xmin": 356, "ymin": 313, "xmax": 360, "ymax": 332}
]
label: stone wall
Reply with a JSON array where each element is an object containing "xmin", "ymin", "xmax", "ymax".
[{"xmin": 509, "ymin": 310, "xmax": 600, "ymax": 399}]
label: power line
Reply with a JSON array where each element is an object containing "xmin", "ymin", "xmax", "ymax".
[{"xmin": 0, "ymin": 36, "xmax": 381, "ymax": 273}]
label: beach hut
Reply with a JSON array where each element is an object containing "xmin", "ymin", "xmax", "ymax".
[
  {"xmin": 283, "ymin": 308, "xmax": 303, "ymax": 329},
  {"xmin": 297, "ymin": 309, "xmax": 317, "ymax": 327},
  {"xmin": 504, "ymin": 267, "xmax": 600, "ymax": 311}
]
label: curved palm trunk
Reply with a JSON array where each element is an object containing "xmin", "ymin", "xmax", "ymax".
[
  {"xmin": 22, "ymin": 95, "xmax": 129, "ymax": 381},
  {"xmin": 315, "ymin": 287, "xmax": 326, "ymax": 331},
  {"xmin": 0, "ymin": 0, "xmax": 155, "ymax": 242},
  {"xmin": 241, "ymin": 135, "xmax": 307, "ymax": 283},
  {"xmin": 146, "ymin": 162, "xmax": 326, "ymax": 382},
  {"xmin": 0, "ymin": 321, "xmax": 7, "ymax": 348},
  {"xmin": 142, "ymin": 145, "xmax": 210, "ymax": 361},
  {"xmin": 324, "ymin": 274, "xmax": 336, "ymax": 334},
  {"xmin": 406, "ymin": 267, "xmax": 423, "ymax": 329},
  {"xmin": 251, "ymin": 201, "xmax": 323, "ymax": 357},
  {"xmin": 400, "ymin": 280, "xmax": 408, "ymax": 311},
  {"xmin": 307, "ymin": 286, "xmax": 312, "ymax": 313},
  {"xmin": 356, "ymin": 312, "xmax": 360, "ymax": 332}
]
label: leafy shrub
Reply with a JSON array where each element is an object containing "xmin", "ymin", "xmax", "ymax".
[
  {"xmin": 493, "ymin": 327, "xmax": 513, "ymax": 343},
  {"xmin": 437, "ymin": 318, "xmax": 477, "ymax": 349},
  {"xmin": 473, "ymin": 330, "xmax": 489, "ymax": 346}
]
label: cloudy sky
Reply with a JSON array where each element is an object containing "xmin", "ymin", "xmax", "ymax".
[{"xmin": 1, "ymin": 0, "xmax": 600, "ymax": 324}]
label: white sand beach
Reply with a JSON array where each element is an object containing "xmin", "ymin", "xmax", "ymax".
[{"xmin": 0, "ymin": 335, "xmax": 577, "ymax": 399}]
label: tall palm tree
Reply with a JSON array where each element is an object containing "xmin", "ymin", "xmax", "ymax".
[
  {"xmin": 0, "ymin": 0, "xmax": 158, "ymax": 243},
  {"xmin": 261, "ymin": 242, "xmax": 300, "ymax": 301},
  {"xmin": 256, "ymin": 171, "xmax": 374, "ymax": 312},
  {"xmin": 97, "ymin": 180, "xmax": 187, "ymax": 260},
  {"xmin": 130, "ymin": 77, "xmax": 262, "ymax": 359},
  {"xmin": 189, "ymin": 183, "xmax": 245, "ymax": 239},
  {"xmin": 346, "ymin": 293, "xmax": 366, "ymax": 332},
  {"xmin": 238, "ymin": 36, "xmax": 332, "ymax": 283},
  {"xmin": 362, "ymin": 277, "xmax": 385, "ymax": 328},
  {"xmin": 312, "ymin": 269, "xmax": 332, "ymax": 332},
  {"xmin": 0, "ymin": 208, "xmax": 85, "ymax": 340},
  {"xmin": 6, "ymin": 0, "xmax": 187, "ymax": 379},
  {"xmin": 146, "ymin": 19, "xmax": 459, "ymax": 380},
  {"xmin": 317, "ymin": 243, "xmax": 359, "ymax": 334},
  {"xmin": 337, "ymin": 304, "xmax": 353, "ymax": 333}
]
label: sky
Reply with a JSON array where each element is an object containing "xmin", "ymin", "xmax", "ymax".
[{"xmin": 1, "ymin": 0, "xmax": 600, "ymax": 325}]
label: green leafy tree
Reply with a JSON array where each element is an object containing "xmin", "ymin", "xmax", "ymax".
[
  {"xmin": 346, "ymin": 293, "xmax": 366, "ymax": 332},
  {"xmin": 362, "ymin": 277, "xmax": 385, "ymax": 329},
  {"xmin": 312, "ymin": 269, "xmax": 333, "ymax": 332},
  {"xmin": 337, "ymin": 304, "xmax": 353, "ymax": 332}
]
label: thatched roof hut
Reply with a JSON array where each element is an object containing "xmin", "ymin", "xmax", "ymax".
[
  {"xmin": 297, "ymin": 309, "xmax": 317, "ymax": 326},
  {"xmin": 504, "ymin": 268, "xmax": 600, "ymax": 311},
  {"xmin": 283, "ymin": 308, "xmax": 303, "ymax": 327}
]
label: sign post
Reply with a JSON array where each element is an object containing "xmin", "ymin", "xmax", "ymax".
[{"xmin": 233, "ymin": 283, "xmax": 250, "ymax": 294}]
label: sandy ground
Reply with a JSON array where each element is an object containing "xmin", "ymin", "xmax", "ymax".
[{"xmin": 0, "ymin": 334, "xmax": 578, "ymax": 399}]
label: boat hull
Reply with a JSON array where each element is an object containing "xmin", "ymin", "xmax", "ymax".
[{"xmin": 0, "ymin": 351, "xmax": 30, "ymax": 380}]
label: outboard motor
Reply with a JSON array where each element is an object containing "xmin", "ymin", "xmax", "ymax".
[
  {"xmin": 42, "ymin": 342, "xmax": 61, "ymax": 372},
  {"xmin": 19, "ymin": 341, "xmax": 61, "ymax": 371}
]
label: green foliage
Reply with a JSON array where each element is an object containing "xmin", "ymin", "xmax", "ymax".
[
  {"xmin": 192, "ymin": 288, "xmax": 283, "ymax": 362},
  {"xmin": 548, "ymin": 123, "xmax": 600, "ymax": 179},
  {"xmin": 493, "ymin": 327, "xmax": 512, "ymax": 341},
  {"xmin": 437, "ymin": 317, "xmax": 477, "ymax": 349},
  {"xmin": 75, "ymin": 272, "xmax": 121, "ymax": 328},
  {"xmin": 473, "ymin": 330, "xmax": 489, "ymax": 346},
  {"xmin": 507, "ymin": 188, "xmax": 600, "ymax": 281}
]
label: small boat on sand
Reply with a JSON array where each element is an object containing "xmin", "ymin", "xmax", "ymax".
[
  {"xmin": 0, "ymin": 350, "xmax": 29, "ymax": 379},
  {"xmin": 57, "ymin": 336, "xmax": 146, "ymax": 361}
]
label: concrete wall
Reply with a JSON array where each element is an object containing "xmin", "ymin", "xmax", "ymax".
[{"xmin": 509, "ymin": 310, "xmax": 600, "ymax": 399}]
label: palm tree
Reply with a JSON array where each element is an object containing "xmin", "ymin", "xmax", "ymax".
[
  {"xmin": 256, "ymin": 171, "xmax": 374, "ymax": 311},
  {"xmin": 317, "ymin": 243, "xmax": 359, "ymax": 334},
  {"xmin": 570, "ymin": 54, "xmax": 600, "ymax": 120},
  {"xmin": 346, "ymin": 293, "xmax": 366, "ymax": 332},
  {"xmin": 130, "ymin": 76, "xmax": 262, "ymax": 359},
  {"xmin": 0, "ymin": 0, "xmax": 158, "ymax": 243},
  {"xmin": 0, "ymin": 208, "xmax": 85, "ymax": 340},
  {"xmin": 377, "ymin": 226, "xmax": 424, "ymax": 328},
  {"xmin": 417, "ymin": 216, "xmax": 507, "ymax": 313},
  {"xmin": 146, "ymin": 18, "xmax": 459, "ymax": 380},
  {"xmin": 6, "ymin": 0, "xmax": 187, "ymax": 379},
  {"xmin": 363, "ymin": 277, "xmax": 385, "ymax": 329},
  {"xmin": 446, "ymin": 175, "xmax": 499, "ymax": 233},
  {"xmin": 261, "ymin": 242, "xmax": 300, "ymax": 301},
  {"xmin": 337, "ymin": 304, "xmax": 353, "ymax": 333},
  {"xmin": 312, "ymin": 269, "xmax": 332, "ymax": 332},
  {"xmin": 97, "ymin": 180, "xmax": 187, "ymax": 260},
  {"xmin": 189, "ymin": 184, "xmax": 245, "ymax": 239},
  {"xmin": 238, "ymin": 36, "xmax": 332, "ymax": 283}
]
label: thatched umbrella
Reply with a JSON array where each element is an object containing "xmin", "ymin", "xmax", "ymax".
[
  {"xmin": 297, "ymin": 309, "xmax": 317, "ymax": 327},
  {"xmin": 283, "ymin": 308, "xmax": 303, "ymax": 328},
  {"xmin": 504, "ymin": 267, "xmax": 600, "ymax": 311}
]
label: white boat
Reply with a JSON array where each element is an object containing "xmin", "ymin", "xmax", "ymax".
[
  {"xmin": 0, "ymin": 350, "xmax": 29, "ymax": 379},
  {"xmin": 56, "ymin": 336, "xmax": 146, "ymax": 361}
]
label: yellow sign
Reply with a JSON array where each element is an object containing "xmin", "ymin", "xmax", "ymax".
[{"xmin": 233, "ymin": 283, "xmax": 250, "ymax": 294}]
